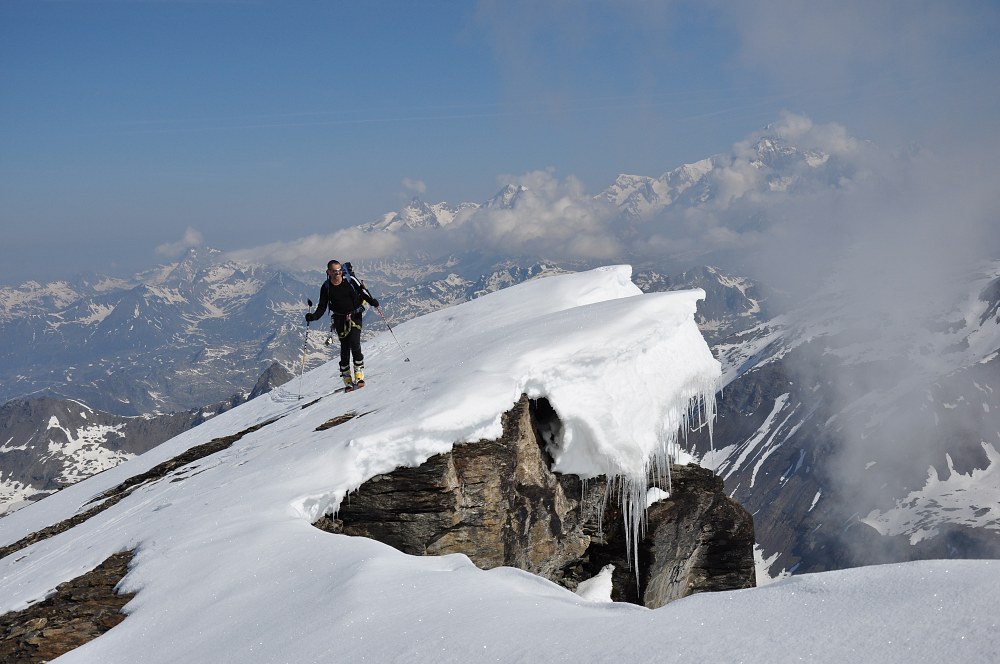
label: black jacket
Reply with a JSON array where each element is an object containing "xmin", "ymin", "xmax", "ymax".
[{"xmin": 306, "ymin": 277, "xmax": 377, "ymax": 332}]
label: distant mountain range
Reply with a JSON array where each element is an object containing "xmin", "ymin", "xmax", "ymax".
[
  {"xmin": 0, "ymin": 362, "xmax": 291, "ymax": 514},
  {"xmin": 2, "ymin": 129, "xmax": 997, "ymax": 579},
  {"xmin": 0, "ymin": 248, "xmax": 310, "ymax": 415}
]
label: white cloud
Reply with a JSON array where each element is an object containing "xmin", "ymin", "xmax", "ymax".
[
  {"xmin": 402, "ymin": 177, "xmax": 426, "ymax": 195},
  {"xmin": 155, "ymin": 227, "xmax": 204, "ymax": 259},
  {"xmin": 225, "ymin": 111, "xmax": 996, "ymax": 298},
  {"xmin": 461, "ymin": 170, "xmax": 623, "ymax": 259},
  {"xmin": 226, "ymin": 227, "xmax": 404, "ymax": 273},
  {"xmin": 712, "ymin": 160, "xmax": 762, "ymax": 206},
  {"xmin": 221, "ymin": 115, "xmax": 891, "ymax": 272},
  {"xmin": 754, "ymin": 112, "xmax": 861, "ymax": 157},
  {"xmin": 226, "ymin": 167, "xmax": 627, "ymax": 269}
]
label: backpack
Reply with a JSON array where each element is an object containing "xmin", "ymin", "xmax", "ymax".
[{"xmin": 343, "ymin": 262, "xmax": 372, "ymax": 302}]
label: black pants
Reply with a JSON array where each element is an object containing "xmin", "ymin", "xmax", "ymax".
[
  {"xmin": 340, "ymin": 326, "xmax": 363, "ymax": 369},
  {"xmin": 333, "ymin": 312, "xmax": 364, "ymax": 376}
]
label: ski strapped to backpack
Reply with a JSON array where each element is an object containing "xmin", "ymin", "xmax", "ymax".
[
  {"xmin": 342, "ymin": 262, "xmax": 410, "ymax": 362},
  {"xmin": 343, "ymin": 262, "xmax": 375, "ymax": 304}
]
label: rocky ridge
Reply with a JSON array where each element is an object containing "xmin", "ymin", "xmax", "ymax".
[
  {"xmin": 316, "ymin": 395, "xmax": 755, "ymax": 607},
  {"xmin": 0, "ymin": 394, "xmax": 753, "ymax": 660}
]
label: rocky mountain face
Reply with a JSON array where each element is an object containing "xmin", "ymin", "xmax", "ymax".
[
  {"xmin": 633, "ymin": 265, "xmax": 770, "ymax": 345},
  {"xmin": 680, "ymin": 264, "xmax": 1000, "ymax": 576},
  {"xmin": 597, "ymin": 158, "xmax": 718, "ymax": 218},
  {"xmin": 594, "ymin": 132, "xmax": 852, "ymax": 223},
  {"xmin": 0, "ymin": 362, "xmax": 291, "ymax": 515},
  {"xmin": 359, "ymin": 197, "xmax": 480, "ymax": 232}
]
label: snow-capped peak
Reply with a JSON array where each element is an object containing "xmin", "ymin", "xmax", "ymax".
[
  {"xmin": 362, "ymin": 197, "xmax": 476, "ymax": 232},
  {"xmin": 484, "ymin": 183, "xmax": 528, "ymax": 209}
]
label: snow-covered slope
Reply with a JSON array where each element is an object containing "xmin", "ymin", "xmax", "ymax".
[
  {"xmin": 3, "ymin": 118, "xmax": 997, "ymax": 594},
  {"xmin": 1, "ymin": 268, "xmax": 996, "ymax": 663},
  {"xmin": 0, "ymin": 266, "xmax": 710, "ymax": 656}
]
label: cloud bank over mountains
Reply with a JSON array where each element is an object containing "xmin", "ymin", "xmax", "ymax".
[
  {"xmin": 6, "ymin": 0, "xmax": 995, "ymax": 285},
  {"xmin": 225, "ymin": 112, "xmax": 996, "ymax": 302},
  {"xmin": 154, "ymin": 227, "xmax": 206, "ymax": 260}
]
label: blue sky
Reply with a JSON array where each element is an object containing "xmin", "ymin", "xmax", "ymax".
[{"xmin": 2, "ymin": 0, "xmax": 998, "ymax": 282}]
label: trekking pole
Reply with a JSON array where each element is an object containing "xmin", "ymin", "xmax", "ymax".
[
  {"xmin": 298, "ymin": 299, "xmax": 313, "ymax": 400},
  {"xmin": 344, "ymin": 263, "xmax": 410, "ymax": 363},
  {"xmin": 374, "ymin": 305, "xmax": 410, "ymax": 362}
]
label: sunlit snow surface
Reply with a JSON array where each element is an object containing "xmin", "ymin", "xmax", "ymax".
[{"xmin": 1, "ymin": 266, "xmax": 997, "ymax": 663}]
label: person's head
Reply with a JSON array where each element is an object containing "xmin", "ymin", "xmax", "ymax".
[{"xmin": 326, "ymin": 260, "xmax": 344, "ymax": 283}]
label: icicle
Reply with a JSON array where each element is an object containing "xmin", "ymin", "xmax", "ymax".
[{"xmin": 603, "ymin": 378, "xmax": 718, "ymax": 589}]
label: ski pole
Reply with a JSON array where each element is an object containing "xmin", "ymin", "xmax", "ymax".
[
  {"xmin": 344, "ymin": 263, "xmax": 410, "ymax": 363},
  {"xmin": 374, "ymin": 305, "xmax": 410, "ymax": 362},
  {"xmin": 298, "ymin": 298, "xmax": 313, "ymax": 400}
]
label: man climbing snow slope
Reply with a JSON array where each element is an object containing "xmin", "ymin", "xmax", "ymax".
[{"xmin": 305, "ymin": 259, "xmax": 379, "ymax": 391}]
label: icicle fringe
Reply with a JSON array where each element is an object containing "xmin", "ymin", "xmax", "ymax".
[{"xmin": 597, "ymin": 379, "xmax": 717, "ymax": 587}]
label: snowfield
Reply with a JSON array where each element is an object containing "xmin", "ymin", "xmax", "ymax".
[{"xmin": 0, "ymin": 266, "xmax": 997, "ymax": 663}]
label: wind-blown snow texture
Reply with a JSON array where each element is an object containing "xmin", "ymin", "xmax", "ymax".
[{"xmin": 0, "ymin": 266, "xmax": 996, "ymax": 663}]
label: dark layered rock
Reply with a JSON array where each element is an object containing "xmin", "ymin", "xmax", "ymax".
[
  {"xmin": 641, "ymin": 465, "xmax": 757, "ymax": 605},
  {"xmin": 0, "ymin": 550, "xmax": 134, "ymax": 664},
  {"xmin": 315, "ymin": 395, "xmax": 756, "ymax": 606},
  {"xmin": 318, "ymin": 396, "xmax": 592, "ymax": 580}
]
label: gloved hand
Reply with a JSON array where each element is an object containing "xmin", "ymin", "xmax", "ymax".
[
  {"xmin": 370, "ymin": 298, "xmax": 379, "ymax": 308},
  {"xmin": 305, "ymin": 312, "xmax": 314, "ymax": 323}
]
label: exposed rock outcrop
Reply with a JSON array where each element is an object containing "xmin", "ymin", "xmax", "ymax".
[
  {"xmin": 0, "ymin": 550, "xmax": 134, "ymax": 664},
  {"xmin": 641, "ymin": 465, "xmax": 757, "ymax": 605},
  {"xmin": 314, "ymin": 395, "xmax": 756, "ymax": 606}
]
